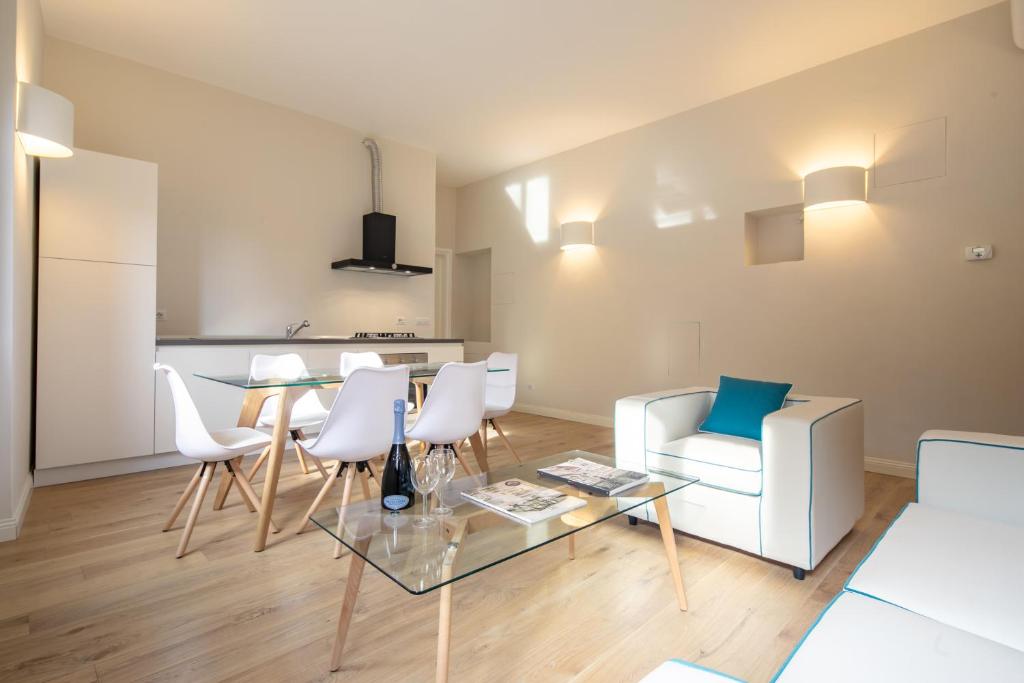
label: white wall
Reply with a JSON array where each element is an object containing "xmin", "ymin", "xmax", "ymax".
[
  {"xmin": 436, "ymin": 185, "xmax": 456, "ymax": 250},
  {"xmin": 43, "ymin": 38, "xmax": 437, "ymax": 338},
  {"xmin": 454, "ymin": 4, "xmax": 1024, "ymax": 468},
  {"xmin": 0, "ymin": 0, "xmax": 44, "ymax": 541}
]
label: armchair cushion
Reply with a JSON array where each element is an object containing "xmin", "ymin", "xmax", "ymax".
[
  {"xmin": 651, "ymin": 432, "xmax": 762, "ymax": 495},
  {"xmin": 699, "ymin": 376, "xmax": 792, "ymax": 441}
]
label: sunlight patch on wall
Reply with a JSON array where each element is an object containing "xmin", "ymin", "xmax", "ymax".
[{"xmin": 525, "ymin": 177, "xmax": 550, "ymax": 243}]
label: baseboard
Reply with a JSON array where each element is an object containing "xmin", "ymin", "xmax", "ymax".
[
  {"xmin": 34, "ymin": 452, "xmax": 194, "ymax": 487},
  {"xmin": 514, "ymin": 403, "xmax": 613, "ymax": 428},
  {"xmin": 0, "ymin": 474, "xmax": 34, "ymax": 542},
  {"xmin": 864, "ymin": 456, "xmax": 916, "ymax": 479}
]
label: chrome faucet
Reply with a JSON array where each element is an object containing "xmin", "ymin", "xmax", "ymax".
[{"xmin": 285, "ymin": 320, "xmax": 309, "ymax": 339}]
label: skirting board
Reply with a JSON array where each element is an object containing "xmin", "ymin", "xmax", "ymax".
[
  {"xmin": 514, "ymin": 405, "xmax": 916, "ymax": 479},
  {"xmin": 0, "ymin": 475, "xmax": 34, "ymax": 542},
  {"xmin": 34, "ymin": 452, "xmax": 194, "ymax": 487}
]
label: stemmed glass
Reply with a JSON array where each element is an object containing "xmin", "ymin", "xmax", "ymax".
[
  {"xmin": 430, "ymin": 446, "xmax": 457, "ymax": 516},
  {"xmin": 411, "ymin": 452, "xmax": 441, "ymax": 528}
]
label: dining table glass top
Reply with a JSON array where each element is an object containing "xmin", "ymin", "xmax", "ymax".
[
  {"xmin": 310, "ymin": 451, "xmax": 698, "ymax": 595},
  {"xmin": 193, "ymin": 362, "xmax": 508, "ymax": 389}
]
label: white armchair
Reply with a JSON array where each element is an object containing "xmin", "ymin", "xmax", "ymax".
[{"xmin": 615, "ymin": 387, "xmax": 863, "ymax": 578}]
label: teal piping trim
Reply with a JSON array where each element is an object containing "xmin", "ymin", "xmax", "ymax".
[
  {"xmin": 915, "ymin": 437, "xmax": 1024, "ymax": 503},
  {"xmin": 844, "ymin": 503, "xmax": 910, "ymax": 591},
  {"xmin": 666, "ymin": 658, "xmax": 746, "ymax": 682},
  {"xmin": 641, "ymin": 391, "xmax": 714, "ymax": 523},
  {"xmin": 805, "ymin": 399, "xmax": 863, "ymax": 569},
  {"xmin": 769, "ymin": 591, "xmax": 845, "ymax": 682},
  {"xmin": 645, "ymin": 449, "xmax": 763, "ymax": 473}
]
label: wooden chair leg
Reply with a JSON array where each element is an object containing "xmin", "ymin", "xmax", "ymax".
[
  {"xmin": 225, "ymin": 461, "xmax": 278, "ymax": 533},
  {"xmin": 292, "ymin": 430, "xmax": 311, "ymax": 474},
  {"xmin": 211, "ymin": 456, "xmax": 241, "ymax": 511},
  {"xmin": 364, "ymin": 458, "xmax": 382, "ymax": 491},
  {"xmin": 246, "ymin": 446, "xmax": 271, "ymax": 481},
  {"xmin": 177, "ymin": 461, "xmax": 215, "ymax": 558},
  {"xmin": 357, "ymin": 466, "xmax": 372, "ymax": 500},
  {"xmin": 451, "ymin": 442, "xmax": 475, "ymax": 475},
  {"xmin": 297, "ymin": 461, "xmax": 342, "ymax": 534},
  {"xmin": 164, "ymin": 464, "xmax": 204, "ymax": 531},
  {"xmin": 491, "ymin": 418, "xmax": 522, "ymax": 464},
  {"xmin": 333, "ymin": 465, "xmax": 357, "ymax": 559},
  {"xmin": 306, "ymin": 447, "xmax": 330, "ymax": 481}
]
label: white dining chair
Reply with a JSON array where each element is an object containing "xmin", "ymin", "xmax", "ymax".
[
  {"xmin": 407, "ymin": 361, "xmax": 487, "ymax": 476},
  {"xmin": 294, "ymin": 365, "xmax": 410, "ymax": 555},
  {"xmin": 339, "ymin": 351, "xmax": 384, "ymax": 377},
  {"xmin": 482, "ymin": 352, "xmax": 521, "ymax": 463},
  {"xmin": 155, "ymin": 364, "xmax": 279, "ymax": 558},
  {"xmin": 248, "ymin": 353, "xmax": 331, "ymax": 478}
]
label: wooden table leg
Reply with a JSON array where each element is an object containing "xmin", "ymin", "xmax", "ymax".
[
  {"xmin": 414, "ymin": 381, "xmax": 425, "ymax": 411},
  {"xmin": 653, "ymin": 495, "xmax": 688, "ymax": 611},
  {"xmin": 435, "ymin": 520, "xmax": 466, "ymax": 683},
  {"xmin": 330, "ymin": 537, "xmax": 370, "ymax": 672},
  {"xmin": 254, "ymin": 387, "xmax": 295, "ymax": 552},
  {"xmin": 467, "ymin": 431, "xmax": 489, "ymax": 473}
]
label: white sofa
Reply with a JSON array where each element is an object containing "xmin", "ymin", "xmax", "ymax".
[
  {"xmin": 615, "ymin": 388, "xmax": 863, "ymax": 578},
  {"xmin": 641, "ymin": 430, "xmax": 1024, "ymax": 682}
]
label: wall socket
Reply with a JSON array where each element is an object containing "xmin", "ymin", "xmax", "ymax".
[
  {"xmin": 155, "ymin": 310, "xmax": 167, "ymax": 321},
  {"xmin": 964, "ymin": 245, "xmax": 993, "ymax": 261},
  {"xmin": 396, "ymin": 317, "xmax": 409, "ymax": 326}
]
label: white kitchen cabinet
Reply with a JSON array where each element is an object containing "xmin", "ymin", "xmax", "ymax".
[
  {"xmin": 36, "ymin": 259, "xmax": 156, "ymax": 469},
  {"xmin": 153, "ymin": 347, "xmax": 250, "ymax": 454},
  {"xmin": 39, "ymin": 148, "xmax": 157, "ymax": 266}
]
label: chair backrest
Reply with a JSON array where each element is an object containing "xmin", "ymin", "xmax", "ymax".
[
  {"xmin": 485, "ymin": 352, "xmax": 518, "ymax": 411},
  {"xmin": 154, "ymin": 363, "xmax": 220, "ymax": 458},
  {"xmin": 408, "ymin": 361, "xmax": 487, "ymax": 445},
  {"xmin": 340, "ymin": 351, "xmax": 384, "ymax": 378},
  {"xmin": 250, "ymin": 353, "xmax": 325, "ymax": 423},
  {"xmin": 304, "ymin": 365, "xmax": 411, "ymax": 461}
]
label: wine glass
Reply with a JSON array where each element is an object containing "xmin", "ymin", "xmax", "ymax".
[
  {"xmin": 430, "ymin": 446, "xmax": 457, "ymax": 516},
  {"xmin": 411, "ymin": 452, "xmax": 440, "ymax": 528}
]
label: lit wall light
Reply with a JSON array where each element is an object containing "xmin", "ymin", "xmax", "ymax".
[
  {"xmin": 16, "ymin": 82, "xmax": 74, "ymax": 158},
  {"xmin": 559, "ymin": 221, "xmax": 594, "ymax": 251},
  {"xmin": 803, "ymin": 166, "xmax": 866, "ymax": 210}
]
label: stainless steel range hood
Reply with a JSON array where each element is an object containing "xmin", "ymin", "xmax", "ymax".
[{"xmin": 332, "ymin": 139, "xmax": 432, "ymax": 277}]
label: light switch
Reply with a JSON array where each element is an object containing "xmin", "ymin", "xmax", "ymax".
[{"xmin": 964, "ymin": 245, "xmax": 993, "ymax": 261}]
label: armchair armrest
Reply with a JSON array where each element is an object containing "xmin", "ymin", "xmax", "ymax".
[
  {"xmin": 761, "ymin": 396, "xmax": 864, "ymax": 569},
  {"xmin": 917, "ymin": 430, "xmax": 1024, "ymax": 526},
  {"xmin": 640, "ymin": 659, "xmax": 745, "ymax": 683},
  {"xmin": 614, "ymin": 388, "xmax": 714, "ymax": 472}
]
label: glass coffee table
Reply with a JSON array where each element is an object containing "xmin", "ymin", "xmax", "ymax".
[{"xmin": 311, "ymin": 450, "xmax": 698, "ymax": 682}]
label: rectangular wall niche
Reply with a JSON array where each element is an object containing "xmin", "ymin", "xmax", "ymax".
[{"xmin": 744, "ymin": 204, "xmax": 804, "ymax": 266}]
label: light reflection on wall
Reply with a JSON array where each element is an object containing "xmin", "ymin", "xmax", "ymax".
[{"xmin": 505, "ymin": 177, "xmax": 550, "ymax": 243}]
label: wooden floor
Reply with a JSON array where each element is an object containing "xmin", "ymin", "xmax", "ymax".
[{"xmin": 0, "ymin": 412, "xmax": 914, "ymax": 683}]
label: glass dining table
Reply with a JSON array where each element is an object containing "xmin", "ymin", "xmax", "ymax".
[{"xmin": 194, "ymin": 362, "xmax": 509, "ymax": 552}]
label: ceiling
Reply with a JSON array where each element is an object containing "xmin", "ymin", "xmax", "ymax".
[{"xmin": 40, "ymin": 0, "xmax": 1000, "ymax": 186}]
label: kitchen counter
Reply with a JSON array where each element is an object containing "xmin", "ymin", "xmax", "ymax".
[{"xmin": 157, "ymin": 335, "xmax": 464, "ymax": 346}]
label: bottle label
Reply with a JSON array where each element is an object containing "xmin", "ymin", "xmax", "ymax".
[{"xmin": 383, "ymin": 494, "xmax": 410, "ymax": 510}]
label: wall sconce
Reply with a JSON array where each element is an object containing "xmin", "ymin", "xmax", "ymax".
[
  {"xmin": 803, "ymin": 166, "xmax": 866, "ymax": 210},
  {"xmin": 16, "ymin": 82, "xmax": 74, "ymax": 158},
  {"xmin": 560, "ymin": 221, "xmax": 594, "ymax": 251}
]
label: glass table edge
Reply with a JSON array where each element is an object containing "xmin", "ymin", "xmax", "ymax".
[
  {"xmin": 310, "ymin": 470, "xmax": 699, "ymax": 597},
  {"xmin": 193, "ymin": 365, "xmax": 509, "ymax": 389}
]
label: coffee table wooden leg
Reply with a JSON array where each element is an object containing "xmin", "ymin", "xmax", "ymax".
[
  {"xmin": 653, "ymin": 496, "xmax": 688, "ymax": 611},
  {"xmin": 435, "ymin": 581, "xmax": 454, "ymax": 683},
  {"xmin": 567, "ymin": 534, "xmax": 575, "ymax": 560},
  {"xmin": 330, "ymin": 540, "xmax": 369, "ymax": 672}
]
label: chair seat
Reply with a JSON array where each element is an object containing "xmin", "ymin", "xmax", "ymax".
[
  {"xmin": 483, "ymin": 403, "xmax": 511, "ymax": 420},
  {"xmin": 204, "ymin": 427, "xmax": 273, "ymax": 461},
  {"xmin": 648, "ymin": 432, "xmax": 762, "ymax": 495},
  {"xmin": 257, "ymin": 405, "xmax": 330, "ymax": 430}
]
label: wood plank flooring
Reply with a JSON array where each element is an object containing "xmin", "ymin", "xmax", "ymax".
[{"xmin": 0, "ymin": 412, "xmax": 914, "ymax": 682}]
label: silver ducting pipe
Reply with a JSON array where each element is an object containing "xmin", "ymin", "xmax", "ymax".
[{"xmin": 362, "ymin": 138, "xmax": 383, "ymax": 213}]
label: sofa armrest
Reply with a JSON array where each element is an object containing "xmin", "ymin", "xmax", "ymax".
[
  {"xmin": 761, "ymin": 397, "xmax": 864, "ymax": 569},
  {"xmin": 917, "ymin": 430, "xmax": 1024, "ymax": 526},
  {"xmin": 614, "ymin": 388, "xmax": 714, "ymax": 472},
  {"xmin": 640, "ymin": 660, "xmax": 745, "ymax": 683}
]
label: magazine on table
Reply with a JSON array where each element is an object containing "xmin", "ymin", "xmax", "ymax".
[
  {"xmin": 461, "ymin": 478, "xmax": 587, "ymax": 525},
  {"xmin": 537, "ymin": 457, "xmax": 649, "ymax": 496}
]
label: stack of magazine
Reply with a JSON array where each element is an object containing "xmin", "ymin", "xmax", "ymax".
[
  {"xmin": 537, "ymin": 458, "xmax": 649, "ymax": 496},
  {"xmin": 460, "ymin": 479, "xmax": 586, "ymax": 525}
]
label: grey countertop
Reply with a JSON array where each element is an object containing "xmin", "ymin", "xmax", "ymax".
[{"xmin": 156, "ymin": 335, "xmax": 465, "ymax": 346}]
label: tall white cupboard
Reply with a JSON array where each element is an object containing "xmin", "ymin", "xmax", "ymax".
[{"xmin": 35, "ymin": 149, "xmax": 158, "ymax": 474}]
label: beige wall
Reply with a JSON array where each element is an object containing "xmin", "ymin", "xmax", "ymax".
[
  {"xmin": 436, "ymin": 185, "xmax": 456, "ymax": 250},
  {"xmin": 44, "ymin": 38, "xmax": 437, "ymax": 338},
  {"xmin": 1, "ymin": 0, "xmax": 44, "ymax": 539},
  {"xmin": 455, "ymin": 4, "xmax": 1024, "ymax": 467}
]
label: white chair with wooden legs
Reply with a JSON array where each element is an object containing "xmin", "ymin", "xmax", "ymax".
[
  {"xmin": 155, "ymin": 364, "xmax": 278, "ymax": 558},
  {"xmin": 293, "ymin": 365, "xmax": 410, "ymax": 557},
  {"xmin": 406, "ymin": 361, "xmax": 488, "ymax": 476},
  {"xmin": 482, "ymin": 352, "xmax": 520, "ymax": 465},
  {"xmin": 339, "ymin": 351, "xmax": 384, "ymax": 377},
  {"xmin": 249, "ymin": 353, "xmax": 331, "ymax": 478}
]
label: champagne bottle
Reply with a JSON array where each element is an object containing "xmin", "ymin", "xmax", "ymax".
[{"xmin": 381, "ymin": 399, "xmax": 415, "ymax": 511}]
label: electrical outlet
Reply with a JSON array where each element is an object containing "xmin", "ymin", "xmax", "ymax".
[
  {"xmin": 396, "ymin": 317, "xmax": 409, "ymax": 326},
  {"xmin": 155, "ymin": 310, "xmax": 167, "ymax": 322},
  {"xmin": 964, "ymin": 245, "xmax": 993, "ymax": 261}
]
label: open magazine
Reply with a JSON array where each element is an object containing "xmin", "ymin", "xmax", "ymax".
[
  {"xmin": 537, "ymin": 457, "xmax": 649, "ymax": 496},
  {"xmin": 461, "ymin": 479, "xmax": 586, "ymax": 525}
]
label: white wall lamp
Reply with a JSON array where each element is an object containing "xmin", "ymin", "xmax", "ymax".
[
  {"xmin": 16, "ymin": 82, "xmax": 74, "ymax": 158},
  {"xmin": 803, "ymin": 166, "xmax": 866, "ymax": 210},
  {"xmin": 560, "ymin": 221, "xmax": 595, "ymax": 251}
]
